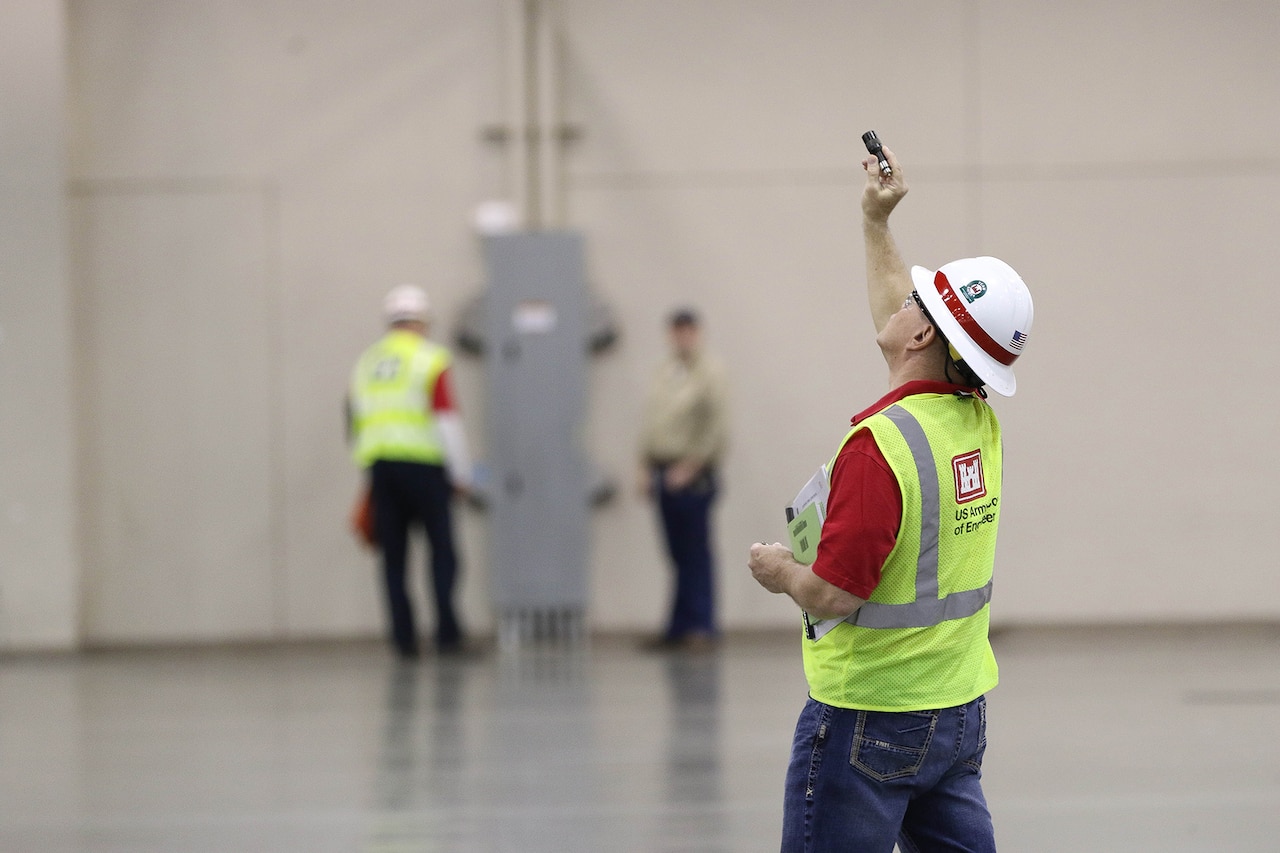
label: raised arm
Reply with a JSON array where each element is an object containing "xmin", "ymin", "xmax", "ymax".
[{"xmin": 862, "ymin": 146, "xmax": 913, "ymax": 334}]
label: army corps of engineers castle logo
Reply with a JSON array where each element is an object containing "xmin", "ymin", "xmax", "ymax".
[{"xmin": 952, "ymin": 450, "xmax": 986, "ymax": 503}]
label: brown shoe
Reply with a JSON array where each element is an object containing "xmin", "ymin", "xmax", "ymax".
[
  {"xmin": 677, "ymin": 633, "xmax": 718, "ymax": 653},
  {"xmin": 638, "ymin": 634, "xmax": 681, "ymax": 653}
]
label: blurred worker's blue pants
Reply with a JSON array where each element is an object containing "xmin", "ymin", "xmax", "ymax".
[
  {"xmin": 782, "ymin": 695, "xmax": 994, "ymax": 853},
  {"xmin": 655, "ymin": 467, "xmax": 718, "ymax": 640},
  {"xmin": 370, "ymin": 460, "xmax": 462, "ymax": 657}
]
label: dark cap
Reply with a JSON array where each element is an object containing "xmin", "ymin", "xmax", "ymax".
[{"xmin": 668, "ymin": 307, "xmax": 700, "ymax": 328}]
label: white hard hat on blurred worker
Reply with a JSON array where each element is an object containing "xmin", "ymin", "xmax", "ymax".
[
  {"xmin": 911, "ymin": 256, "xmax": 1033, "ymax": 397},
  {"xmin": 383, "ymin": 284, "xmax": 430, "ymax": 324}
]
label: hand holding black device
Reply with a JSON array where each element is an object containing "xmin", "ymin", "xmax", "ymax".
[{"xmin": 862, "ymin": 130, "xmax": 891, "ymax": 177}]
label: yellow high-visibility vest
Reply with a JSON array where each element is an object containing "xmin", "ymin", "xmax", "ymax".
[
  {"xmin": 349, "ymin": 330, "xmax": 451, "ymax": 468},
  {"xmin": 803, "ymin": 392, "xmax": 1002, "ymax": 711}
]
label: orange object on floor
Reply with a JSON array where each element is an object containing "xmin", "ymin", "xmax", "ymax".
[{"xmin": 350, "ymin": 486, "xmax": 377, "ymax": 548}]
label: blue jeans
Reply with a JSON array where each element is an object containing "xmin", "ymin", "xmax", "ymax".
[
  {"xmin": 370, "ymin": 460, "xmax": 462, "ymax": 655},
  {"xmin": 655, "ymin": 466, "xmax": 718, "ymax": 638},
  {"xmin": 781, "ymin": 695, "xmax": 994, "ymax": 853}
]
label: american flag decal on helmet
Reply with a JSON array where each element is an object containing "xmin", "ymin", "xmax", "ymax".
[{"xmin": 1010, "ymin": 330, "xmax": 1027, "ymax": 352}]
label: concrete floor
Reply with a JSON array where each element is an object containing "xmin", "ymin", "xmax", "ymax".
[{"xmin": 2, "ymin": 625, "xmax": 1279, "ymax": 852}]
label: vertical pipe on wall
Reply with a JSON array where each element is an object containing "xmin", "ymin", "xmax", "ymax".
[
  {"xmin": 503, "ymin": 0, "xmax": 530, "ymax": 227},
  {"xmin": 501, "ymin": 0, "xmax": 562, "ymax": 231},
  {"xmin": 534, "ymin": 0, "xmax": 562, "ymax": 229}
]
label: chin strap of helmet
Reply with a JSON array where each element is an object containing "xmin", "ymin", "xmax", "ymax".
[
  {"xmin": 943, "ymin": 342, "xmax": 987, "ymax": 398},
  {"xmin": 919, "ymin": 292, "xmax": 989, "ymax": 398}
]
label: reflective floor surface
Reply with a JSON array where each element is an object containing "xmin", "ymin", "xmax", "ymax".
[{"xmin": 3, "ymin": 625, "xmax": 1280, "ymax": 852}]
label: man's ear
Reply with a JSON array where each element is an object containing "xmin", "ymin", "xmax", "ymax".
[{"xmin": 906, "ymin": 322, "xmax": 939, "ymax": 352}]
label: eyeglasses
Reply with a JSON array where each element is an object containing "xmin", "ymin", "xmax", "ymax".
[{"xmin": 908, "ymin": 291, "xmax": 937, "ymax": 326}]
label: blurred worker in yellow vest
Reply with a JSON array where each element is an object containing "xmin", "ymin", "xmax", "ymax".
[
  {"xmin": 348, "ymin": 284, "xmax": 474, "ymax": 659},
  {"xmin": 748, "ymin": 143, "xmax": 1034, "ymax": 851}
]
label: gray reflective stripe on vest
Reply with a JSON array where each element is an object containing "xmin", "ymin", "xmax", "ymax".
[{"xmin": 836, "ymin": 404, "xmax": 991, "ymax": 634}]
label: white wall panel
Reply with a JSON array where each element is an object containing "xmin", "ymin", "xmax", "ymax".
[
  {"xmin": 0, "ymin": 0, "xmax": 79, "ymax": 650},
  {"xmin": 986, "ymin": 171, "xmax": 1280, "ymax": 622},
  {"xmin": 74, "ymin": 188, "xmax": 276, "ymax": 643},
  {"xmin": 979, "ymin": 0, "xmax": 1280, "ymax": 166},
  {"xmin": 562, "ymin": 0, "xmax": 975, "ymax": 177},
  {"xmin": 68, "ymin": 0, "xmax": 502, "ymax": 643}
]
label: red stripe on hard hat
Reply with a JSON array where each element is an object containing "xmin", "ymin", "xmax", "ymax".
[{"xmin": 934, "ymin": 270, "xmax": 1018, "ymax": 366}]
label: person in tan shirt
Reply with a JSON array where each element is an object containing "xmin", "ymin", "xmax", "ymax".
[{"xmin": 638, "ymin": 308, "xmax": 729, "ymax": 651}]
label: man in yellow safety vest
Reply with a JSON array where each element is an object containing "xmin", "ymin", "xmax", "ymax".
[
  {"xmin": 349, "ymin": 285, "xmax": 473, "ymax": 659},
  {"xmin": 748, "ymin": 144, "xmax": 1034, "ymax": 851}
]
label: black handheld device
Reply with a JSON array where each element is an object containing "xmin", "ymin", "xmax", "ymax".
[{"xmin": 862, "ymin": 130, "xmax": 891, "ymax": 177}]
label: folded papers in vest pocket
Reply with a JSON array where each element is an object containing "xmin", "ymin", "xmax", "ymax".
[{"xmin": 786, "ymin": 465, "xmax": 830, "ymax": 565}]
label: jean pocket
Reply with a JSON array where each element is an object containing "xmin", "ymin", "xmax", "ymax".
[
  {"xmin": 850, "ymin": 710, "xmax": 938, "ymax": 782},
  {"xmin": 962, "ymin": 696, "xmax": 988, "ymax": 774}
]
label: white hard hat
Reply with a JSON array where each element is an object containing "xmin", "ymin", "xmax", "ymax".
[
  {"xmin": 911, "ymin": 257, "xmax": 1033, "ymax": 397},
  {"xmin": 383, "ymin": 284, "xmax": 430, "ymax": 324}
]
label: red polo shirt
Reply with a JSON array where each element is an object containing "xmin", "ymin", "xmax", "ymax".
[
  {"xmin": 811, "ymin": 380, "xmax": 977, "ymax": 600},
  {"xmin": 431, "ymin": 366, "xmax": 459, "ymax": 412}
]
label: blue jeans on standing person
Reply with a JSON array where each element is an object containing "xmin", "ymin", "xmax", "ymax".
[
  {"xmin": 655, "ymin": 465, "xmax": 718, "ymax": 640},
  {"xmin": 370, "ymin": 459, "xmax": 462, "ymax": 657},
  {"xmin": 782, "ymin": 695, "xmax": 994, "ymax": 853}
]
